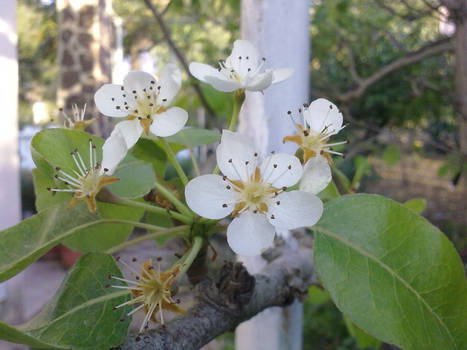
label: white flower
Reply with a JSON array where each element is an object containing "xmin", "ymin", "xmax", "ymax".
[
  {"xmin": 47, "ymin": 139, "xmax": 120, "ymax": 214},
  {"xmin": 283, "ymin": 98, "xmax": 347, "ymax": 164},
  {"xmin": 185, "ymin": 130, "xmax": 323, "ymax": 256},
  {"xmin": 189, "ymin": 39, "xmax": 293, "ymax": 92},
  {"xmin": 94, "ymin": 64, "xmax": 188, "ymax": 152},
  {"xmin": 299, "ymin": 155, "xmax": 332, "ymax": 194}
]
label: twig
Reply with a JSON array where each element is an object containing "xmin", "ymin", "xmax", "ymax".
[
  {"xmin": 117, "ymin": 241, "xmax": 314, "ymax": 350},
  {"xmin": 142, "ymin": 0, "xmax": 217, "ymax": 119}
]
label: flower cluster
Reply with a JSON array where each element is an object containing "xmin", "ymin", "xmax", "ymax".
[{"xmin": 46, "ymin": 39, "xmax": 346, "ymax": 332}]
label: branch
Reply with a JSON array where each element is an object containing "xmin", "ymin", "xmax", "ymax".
[
  {"xmin": 142, "ymin": 0, "xmax": 217, "ymax": 119},
  {"xmin": 117, "ymin": 238, "xmax": 314, "ymax": 350},
  {"xmin": 336, "ymin": 38, "xmax": 453, "ymax": 102}
]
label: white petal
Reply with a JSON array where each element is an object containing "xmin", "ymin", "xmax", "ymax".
[
  {"xmin": 185, "ymin": 174, "xmax": 236, "ymax": 219},
  {"xmin": 114, "ymin": 119, "xmax": 143, "ymax": 149},
  {"xmin": 123, "ymin": 70, "xmax": 155, "ymax": 95},
  {"xmin": 216, "ymin": 130, "xmax": 256, "ymax": 182},
  {"xmin": 101, "ymin": 129, "xmax": 128, "ymax": 175},
  {"xmin": 227, "ymin": 212, "xmax": 275, "ymax": 256},
  {"xmin": 268, "ymin": 191, "xmax": 323, "ymax": 230},
  {"xmin": 305, "ymin": 98, "xmax": 343, "ymax": 135},
  {"xmin": 204, "ymin": 75, "xmax": 242, "ymax": 92},
  {"xmin": 272, "ymin": 68, "xmax": 294, "ymax": 84},
  {"xmin": 260, "ymin": 153, "xmax": 303, "ymax": 188},
  {"xmin": 226, "ymin": 40, "xmax": 260, "ymax": 75},
  {"xmin": 299, "ymin": 156, "xmax": 332, "ymax": 194},
  {"xmin": 244, "ymin": 70, "xmax": 274, "ymax": 91},
  {"xmin": 156, "ymin": 63, "xmax": 181, "ymax": 106},
  {"xmin": 150, "ymin": 107, "xmax": 188, "ymax": 137},
  {"xmin": 94, "ymin": 84, "xmax": 129, "ymax": 118},
  {"xmin": 189, "ymin": 62, "xmax": 225, "ymax": 83}
]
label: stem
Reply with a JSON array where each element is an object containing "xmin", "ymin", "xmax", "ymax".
[
  {"xmin": 114, "ymin": 197, "xmax": 192, "ymax": 225},
  {"xmin": 153, "ymin": 182, "xmax": 193, "ymax": 219},
  {"xmin": 107, "ymin": 219, "xmax": 168, "ymax": 232},
  {"xmin": 178, "ymin": 236, "xmax": 203, "ymax": 281},
  {"xmin": 228, "ymin": 89, "xmax": 245, "ymax": 131},
  {"xmin": 189, "ymin": 147, "xmax": 201, "ymax": 177},
  {"xmin": 161, "ymin": 138, "xmax": 189, "ymax": 186},
  {"xmin": 106, "ymin": 226, "xmax": 189, "ymax": 254}
]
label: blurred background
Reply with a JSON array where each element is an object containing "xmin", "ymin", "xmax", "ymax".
[{"xmin": 0, "ymin": 0, "xmax": 466, "ymax": 349}]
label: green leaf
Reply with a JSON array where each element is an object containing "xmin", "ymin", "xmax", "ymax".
[
  {"xmin": 351, "ymin": 155, "xmax": 371, "ymax": 189},
  {"xmin": 0, "ymin": 253, "xmax": 131, "ymax": 349},
  {"xmin": 308, "ymin": 285, "xmax": 331, "ymax": 305},
  {"xmin": 318, "ymin": 181, "xmax": 340, "ymax": 202},
  {"xmin": 32, "ymin": 170, "xmax": 144, "ymax": 253},
  {"xmin": 382, "ymin": 144, "xmax": 400, "ymax": 166},
  {"xmin": 131, "ymin": 138, "xmax": 167, "ymax": 176},
  {"xmin": 164, "ymin": 128, "xmax": 221, "ymax": 148},
  {"xmin": 403, "ymin": 198, "xmax": 427, "ymax": 214},
  {"xmin": 31, "ymin": 128, "xmax": 155, "ymax": 200},
  {"xmin": 343, "ymin": 315, "xmax": 382, "ymax": 349},
  {"xmin": 314, "ymin": 194, "xmax": 467, "ymax": 350},
  {"xmin": 0, "ymin": 202, "xmax": 139, "ymax": 282}
]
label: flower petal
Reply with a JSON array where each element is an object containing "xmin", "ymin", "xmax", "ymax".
[
  {"xmin": 185, "ymin": 174, "xmax": 236, "ymax": 219},
  {"xmin": 305, "ymin": 98, "xmax": 343, "ymax": 135},
  {"xmin": 94, "ymin": 84, "xmax": 129, "ymax": 118},
  {"xmin": 150, "ymin": 107, "xmax": 188, "ymax": 137},
  {"xmin": 226, "ymin": 39, "xmax": 260, "ymax": 75},
  {"xmin": 227, "ymin": 212, "xmax": 275, "ymax": 256},
  {"xmin": 272, "ymin": 68, "xmax": 294, "ymax": 84},
  {"xmin": 101, "ymin": 129, "xmax": 128, "ymax": 175},
  {"xmin": 267, "ymin": 190, "xmax": 323, "ymax": 230},
  {"xmin": 189, "ymin": 62, "xmax": 226, "ymax": 83},
  {"xmin": 299, "ymin": 156, "xmax": 332, "ymax": 194},
  {"xmin": 123, "ymin": 70, "xmax": 155, "ymax": 95},
  {"xmin": 244, "ymin": 70, "xmax": 274, "ymax": 91},
  {"xmin": 114, "ymin": 119, "xmax": 143, "ymax": 149},
  {"xmin": 216, "ymin": 130, "xmax": 256, "ymax": 182},
  {"xmin": 156, "ymin": 63, "xmax": 181, "ymax": 106},
  {"xmin": 204, "ymin": 75, "xmax": 242, "ymax": 92},
  {"xmin": 260, "ymin": 153, "xmax": 303, "ymax": 188}
]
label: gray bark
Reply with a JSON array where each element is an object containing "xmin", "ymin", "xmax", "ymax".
[{"xmin": 117, "ymin": 240, "xmax": 314, "ymax": 350}]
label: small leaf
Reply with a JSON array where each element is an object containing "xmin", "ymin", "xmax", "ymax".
[
  {"xmin": 0, "ymin": 253, "xmax": 131, "ymax": 349},
  {"xmin": 318, "ymin": 181, "xmax": 340, "ymax": 202},
  {"xmin": 308, "ymin": 285, "xmax": 331, "ymax": 305},
  {"xmin": 164, "ymin": 128, "xmax": 221, "ymax": 148},
  {"xmin": 314, "ymin": 194, "xmax": 467, "ymax": 350},
  {"xmin": 403, "ymin": 198, "xmax": 427, "ymax": 214},
  {"xmin": 131, "ymin": 138, "xmax": 167, "ymax": 176},
  {"xmin": 382, "ymin": 144, "xmax": 400, "ymax": 166}
]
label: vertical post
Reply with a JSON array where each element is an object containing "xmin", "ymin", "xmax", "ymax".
[
  {"xmin": 0, "ymin": 0, "xmax": 21, "ymax": 302},
  {"xmin": 56, "ymin": 0, "xmax": 114, "ymax": 137},
  {"xmin": 236, "ymin": 1, "xmax": 311, "ymax": 350}
]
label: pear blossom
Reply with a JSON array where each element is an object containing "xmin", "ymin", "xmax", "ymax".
[
  {"xmin": 60, "ymin": 104, "xmax": 94, "ymax": 131},
  {"xmin": 185, "ymin": 130, "xmax": 323, "ymax": 256},
  {"xmin": 299, "ymin": 155, "xmax": 332, "ymax": 194},
  {"xmin": 189, "ymin": 39, "xmax": 293, "ymax": 92},
  {"xmin": 109, "ymin": 258, "xmax": 185, "ymax": 333},
  {"xmin": 283, "ymin": 98, "xmax": 347, "ymax": 164},
  {"xmin": 94, "ymin": 64, "xmax": 188, "ymax": 151},
  {"xmin": 47, "ymin": 139, "xmax": 120, "ymax": 214}
]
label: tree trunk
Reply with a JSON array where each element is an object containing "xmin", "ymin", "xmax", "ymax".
[
  {"xmin": 237, "ymin": 1, "xmax": 311, "ymax": 349},
  {"xmin": 0, "ymin": 0, "xmax": 21, "ymax": 311},
  {"xmin": 56, "ymin": 0, "xmax": 114, "ymax": 137}
]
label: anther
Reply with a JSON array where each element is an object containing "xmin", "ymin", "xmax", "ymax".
[
  {"xmin": 148, "ymin": 266, "xmax": 154, "ymax": 270},
  {"xmin": 120, "ymin": 86, "xmax": 124, "ymax": 91},
  {"xmin": 270, "ymin": 215, "xmax": 275, "ymax": 219},
  {"xmin": 111, "ymin": 98, "xmax": 115, "ymax": 101},
  {"xmin": 55, "ymin": 166, "xmax": 61, "ymax": 171},
  {"xmin": 222, "ymin": 175, "xmax": 227, "ymax": 180},
  {"xmin": 116, "ymin": 256, "xmax": 121, "ymax": 261},
  {"xmin": 254, "ymin": 152, "xmax": 258, "ymax": 157},
  {"xmin": 146, "ymin": 115, "xmax": 151, "ymax": 119},
  {"xmin": 298, "ymin": 108, "xmax": 302, "ymax": 113},
  {"xmin": 262, "ymin": 57, "xmax": 266, "ymax": 61},
  {"xmin": 273, "ymin": 164, "xmax": 278, "ymax": 168},
  {"xmin": 105, "ymin": 284, "xmax": 110, "ymax": 288},
  {"xmin": 222, "ymin": 204, "xmax": 228, "ymax": 208},
  {"xmin": 228, "ymin": 159, "xmax": 233, "ymax": 163},
  {"xmin": 226, "ymin": 185, "xmax": 231, "ymax": 190},
  {"xmin": 287, "ymin": 165, "xmax": 292, "ymax": 170},
  {"xmin": 276, "ymin": 201, "xmax": 281, "ymax": 205},
  {"xmin": 245, "ymin": 161, "xmax": 249, "ymax": 165},
  {"xmin": 156, "ymin": 257, "xmax": 162, "ymax": 262},
  {"xmin": 108, "ymin": 274, "xmax": 112, "ymax": 279},
  {"xmin": 104, "ymin": 168, "xmax": 109, "ymax": 172},
  {"xmin": 329, "ymin": 105, "xmax": 333, "ymax": 109},
  {"xmin": 162, "ymin": 98, "xmax": 167, "ymax": 102},
  {"xmin": 287, "ymin": 110, "xmax": 292, "ymax": 115},
  {"xmin": 151, "ymin": 80, "xmax": 155, "ymax": 84},
  {"xmin": 59, "ymin": 107, "xmax": 63, "ymax": 111},
  {"xmin": 47, "ymin": 187, "xmax": 51, "ymax": 191},
  {"xmin": 120, "ymin": 317, "xmax": 125, "ymax": 322},
  {"xmin": 135, "ymin": 336, "xmax": 141, "ymax": 342},
  {"xmin": 282, "ymin": 186, "xmax": 287, "ymax": 191},
  {"xmin": 132, "ymin": 90, "xmax": 136, "ymax": 94},
  {"xmin": 132, "ymin": 257, "xmax": 137, "ymax": 262},
  {"xmin": 112, "ymin": 306, "xmax": 117, "ymax": 310}
]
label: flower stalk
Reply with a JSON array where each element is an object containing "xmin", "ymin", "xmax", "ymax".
[
  {"xmin": 178, "ymin": 236, "xmax": 203, "ymax": 281},
  {"xmin": 153, "ymin": 182, "xmax": 193, "ymax": 219},
  {"xmin": 160, "ymin": 138, "xmax": 189, "ymax": 186}
]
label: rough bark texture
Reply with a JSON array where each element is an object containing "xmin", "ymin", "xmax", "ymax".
[
  {"xmin": 117, "ymin": 240, "xmax": 314, "ymax": 350},
  {"xmin": 56, "ymin": 0, "xmax": 113, "ymax": 137}
]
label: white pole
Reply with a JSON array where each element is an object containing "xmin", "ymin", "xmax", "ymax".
[
  {"xmin": 0, "ymin": 0, "xmax": 21, "ymax": 302},
  {"xmin": 236, "ymin": 1, "xmax": 311, "ymax": 349}
]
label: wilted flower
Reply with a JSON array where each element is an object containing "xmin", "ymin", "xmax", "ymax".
[
  {"xmin": 185, "ymin": 130, "xmax": 323, "ymax": 256},
  {"xmin": 94, "ymin": 64, "xmax": 188, "ymax": 151},
  {"xmin": 283, "ymin": 98, "xmax": 347, "ymax": 164},
  {"xmin": 189, "ymin": 39, "xmax": 293, "ymax": 92},
  {"xmin": 47, "ymin": 139, "xmax": 119, "ymax": 214},
  {"xmin": 110, "ymin": 258, "xmax": 185, "ymax": 333},
  {"xmin": 60, "ymin": 104, "xmax": 94, "ymax": 131}
]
